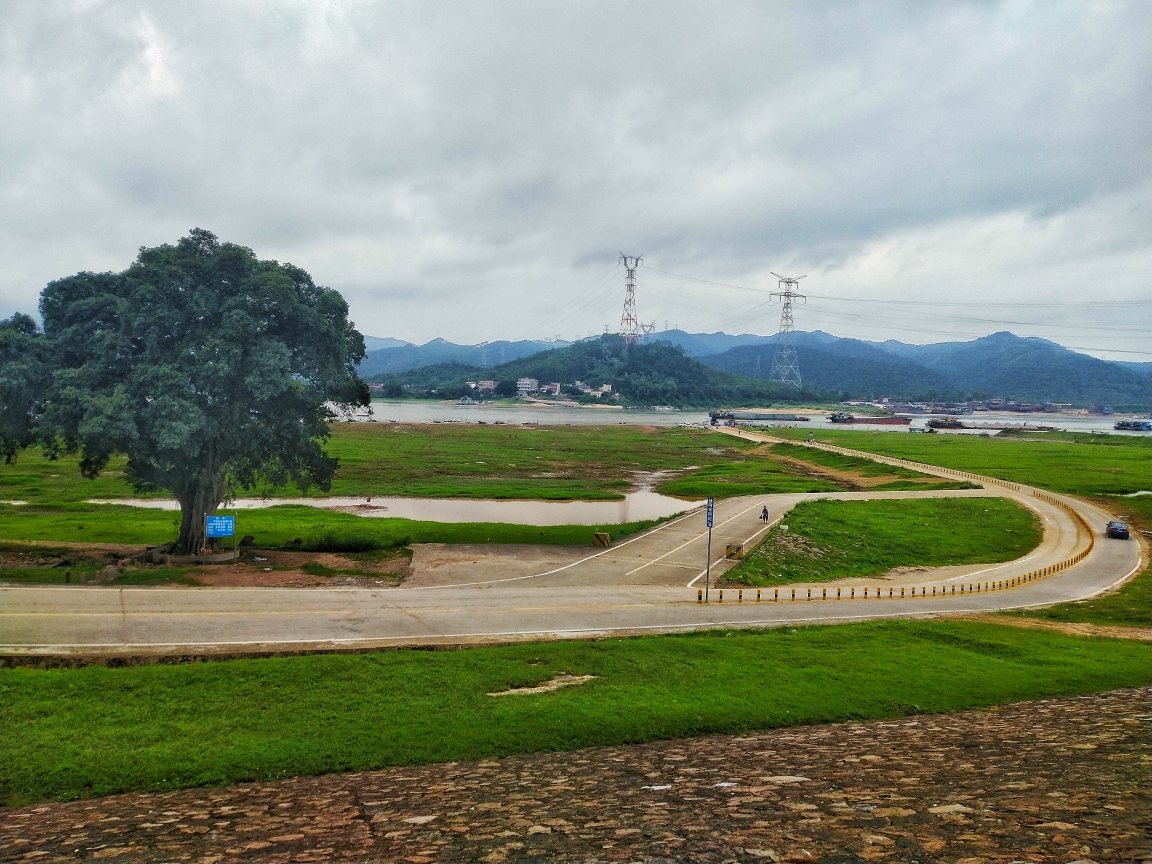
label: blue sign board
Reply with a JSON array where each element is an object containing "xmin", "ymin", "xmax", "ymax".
[
  {"xmin": 705, "ymin": 497, "xmax": 714, "ymax": 529},
  {"xmin": 206, "ymin": 515, "xmax": 235, "ymax": 538}
]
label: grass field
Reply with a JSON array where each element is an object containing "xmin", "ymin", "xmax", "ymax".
[
  {"xmin": 2, "ymin": 619, "xmax": 1148, "ymax": 807},
  {"xmin": 0, "ymin": 425, "xmax": 767, "ymax": 504},
  {"xmin": 1, "ymin": 424, "xmax": 968, "ymax": 506},
  {"xmin": 723, "ymin": 497, "xmax": 1042, "ymax": 586},
  {"xmin": 0, "ymin": 424, "xmax": 960, "ymax": 550},
  {"xmin": 768, "ymin": 428, "xmax": 1151, "ymax": 496},
  {"xmin": 0, "ymin": 502, "xmax": 667, "ymax": 554}
]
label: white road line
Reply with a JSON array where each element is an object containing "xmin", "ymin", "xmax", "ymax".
[
  {"xmin": 944, "ymin": 552, "xmax": 1041, "ymax": 583},
  {"xmin": 626, "ymin": 501, "xmax": 764, "ymax": 576},
  {"xmin": 388, "ymin": 506, "xmax": 704, "ymax": 591},
  {"xmin": 686, "ymin": 515, "xmax": 783, "ymax": 588}
]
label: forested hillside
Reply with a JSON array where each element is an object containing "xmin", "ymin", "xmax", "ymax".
[
  {"xmin": 368, "ymin": 335, "xmax": 823, "ymax": 407},
  {"xmin": 702, "ymin": 332, "xmax": 1149, "ymax": 409}
]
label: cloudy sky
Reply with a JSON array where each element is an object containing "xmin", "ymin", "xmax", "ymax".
[{"xmin": 2, "ymin": 1, "xmax": 1150, "ymax": 358}]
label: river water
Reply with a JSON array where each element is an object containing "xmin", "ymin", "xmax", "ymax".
[
  {"xmin": 88, "ymin": 490, "xmax": 701, "ymax": 526},
  {"xmin": 363, "ymin": 400, "xmax": 1149, "ymax": 436}
]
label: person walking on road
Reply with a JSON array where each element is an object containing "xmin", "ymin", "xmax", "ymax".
[{"xmin": 760, "ymin": 505, "xmax": 770, "ymax": 523}]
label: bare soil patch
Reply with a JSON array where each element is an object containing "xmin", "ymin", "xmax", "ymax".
[
  {"xmin": 487, "ymin": 674, "xmax": 597, "ymax": 697},
  {"xmin": 1, "ymin": 540, "xmax": 140, "ymax": 568},
  {"xmin": 971, "ymin": 613, "xmax": 1151, "ymax": 642},
  {"xmin": 1, "ymin": 542, "xmax": 411, "ymax": 588}
]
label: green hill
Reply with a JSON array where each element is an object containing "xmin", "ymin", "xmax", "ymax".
[{"xmin": 369, "ymin": 335, "xmax": 823, "ymax": 407}]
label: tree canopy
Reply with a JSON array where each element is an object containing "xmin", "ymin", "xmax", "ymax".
[
  {"xmin": 35, "ymin": 228, "xmax": 368, "ymax": 552},
  {"xmin": 0, "ymin": 313, "xmax": 50, "ymax": 463}
]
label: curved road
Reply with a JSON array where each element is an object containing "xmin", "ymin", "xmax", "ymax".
[{"xmin": 1, "ymin": 429, "xmax": 1142, "ymax": 659}]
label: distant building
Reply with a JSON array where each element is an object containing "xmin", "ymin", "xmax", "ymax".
[
  {"xmin": 569, "ymin": 380, "xmax": 613, "ymax": 397},
  {"xmin": 465, "ymin": 381, "xmax": 478, "ymax": 389},
  {"xmin": 476, "ymin": 380, "xmax": 497, "ymax": 391},
  {"xmin": 517, "ymin": 378, "xmax": 540, "ymax": 396},
  {"xmin": 368, "ymin": 382, "xmax": 384, "ymax": 392},
  {"xmin": 544, "ymin": 382, "xmax": 561, "ymax": 396}
]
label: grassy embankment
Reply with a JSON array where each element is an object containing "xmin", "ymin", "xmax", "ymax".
[
  {"xmin": 722, "ymin": 497, "xmax": 1041, "ymax": 587},
  {"xmin": 3, "ymin": 619, "xmax": 1149, "ymax": 807},
  {"xmin": 768, "ymin": 428, "xmax": 1151, "ymax": 627}
]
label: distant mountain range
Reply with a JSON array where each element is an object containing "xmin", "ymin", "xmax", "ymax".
[
  {"xmin": 357, "ymin": 337, "xmax": 570, "ymax": 377},
  {"xmin": 702, "ymin": 331, "xmax": 1150, "ymax": 408},
  {"xmin": 360, "ymin": 330, "xmax": 1150, "ymax": 410}
]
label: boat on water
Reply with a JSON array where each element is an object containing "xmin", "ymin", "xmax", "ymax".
[
  {"xmin": 1114, "ymin": 420, "xmax": 1152, "ymax": 431},
  {"xmin": 710, "ymin": 410, "xmax": 810, "ymax": 424},
  {"xmin": 828, "ymin": 411, "xmax": 910, "ymax": 425},
  {"xmin": 927, "ymin": 417, "xmax": 965, "ymax": 429}
]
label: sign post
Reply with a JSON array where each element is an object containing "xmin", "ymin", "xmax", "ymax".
[
  {"xmin": 704, "ymin": 497, "xmax": 714, "ymax": 603},
  {"xmin": 205, "ymin": 515, "xmax": 235, "ymax": 553}
]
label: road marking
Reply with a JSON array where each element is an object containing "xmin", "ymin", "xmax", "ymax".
[
  {"xmin": 686, "ymin": 515, "xmax": 781, "ymax": 588},
  {"xmin": 944, "ymin": 552, "xmax": 1041, "ymax": 583},
  {"xmin": 365, "ymin": 506, "xmax": 706, "ymax": 591},
  {"xmin": 626, "ymin": 501, "xmax": 763, "ymax": 576}
]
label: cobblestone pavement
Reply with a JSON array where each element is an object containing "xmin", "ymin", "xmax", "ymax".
[{"xmin": 3, "ymin": 688, "xmax": 1149, "ymax": 864}]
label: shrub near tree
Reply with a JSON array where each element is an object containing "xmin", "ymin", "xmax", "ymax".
[{"xmin": 31, "ymin": 229, "xmax": 368, "ymax": 553}]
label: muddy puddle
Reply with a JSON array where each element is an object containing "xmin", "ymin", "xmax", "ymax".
[{"xmin": 87, "ymin": 489, "xmax": 701, "ymax": 526}]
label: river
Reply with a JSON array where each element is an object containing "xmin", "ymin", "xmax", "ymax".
[{"xmin": 362, "ymin": 400, "xmax": 1149, "ymax": 435}]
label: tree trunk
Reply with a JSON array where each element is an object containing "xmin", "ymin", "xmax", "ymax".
[{"xmin": 174, "ymin": 465, "xmax": 229, "ymax": 554}]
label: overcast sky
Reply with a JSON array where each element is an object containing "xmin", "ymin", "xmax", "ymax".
[{"xmin": 2, "ymin": 1, "xmax": 1150, "ymax": 358}]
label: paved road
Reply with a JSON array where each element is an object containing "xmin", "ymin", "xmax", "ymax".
[{"xmin": 1, "ymin": 430, "xmax": 1142, "ymax": 658}]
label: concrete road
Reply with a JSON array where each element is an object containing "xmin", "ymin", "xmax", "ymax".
[{"xmin": 1, "ymin": 430, "xmax": 1142, "ymax": 658}]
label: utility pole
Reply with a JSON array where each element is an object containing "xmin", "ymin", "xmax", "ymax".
[{"xmin": 768, "ymin": 272, "xmax": 806, "ymax": 387}]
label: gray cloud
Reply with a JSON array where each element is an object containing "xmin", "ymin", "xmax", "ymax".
[{"xmin": 2, "ymin": 1, "xmax": 1149, "ymax": 357}]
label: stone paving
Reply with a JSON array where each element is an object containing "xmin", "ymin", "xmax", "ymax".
[{"xmin": 3, "ymin": 688, "xmax": 1148, "ymax": 864}]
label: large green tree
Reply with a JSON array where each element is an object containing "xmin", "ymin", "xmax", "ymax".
[
  {"xmin": 0, "ymin": 313, "xmax": 50, "ymax": 464},
  {"xmin": 39, "ymin": 229, "xmax": 369, "ymax": 553}
]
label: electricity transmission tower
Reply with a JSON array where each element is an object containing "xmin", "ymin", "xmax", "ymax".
[
  {"xmin": 768, "ymin": 272, "xmax": 806, "ymax": 387},
  {"xmin": 619, "ymin": 254, "xmax": 656, "ymax": 345}
]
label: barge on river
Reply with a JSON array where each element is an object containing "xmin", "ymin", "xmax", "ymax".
[{"xmin": 828, "ymin": 412, "xmax": 910, "ymax": 425}]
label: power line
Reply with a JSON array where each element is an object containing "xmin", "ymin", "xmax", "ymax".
[{"xmin": 645, "ymin": 265, "xmax": 1151, "ymax": 308}]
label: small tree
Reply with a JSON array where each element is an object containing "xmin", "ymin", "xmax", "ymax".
[{"xmin": 39, "ymin": 229, "xmax": 369, "ymax": 553}]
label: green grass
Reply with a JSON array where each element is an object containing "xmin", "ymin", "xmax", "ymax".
[
  {"xmin": 656, "ymin": 457, "xmax": 842, "ymax": 498},
  {"xmin": 0, "ymin": 424, "xmax": 962, "ymax": 510},
  {"xmin": 0, "ymin": 425, "xmax": 767, "ymax": 504},
  {"xmin": 767, "ymin": 427, "xmax": 1151, "ymax": 496},
  {"xmin": 2, "ymin": 620, "xmax": 1148, "ymax": 806},
  {"xmin": 0, "ymin": 502, "xmax": 672, "ymax": 549},
  {"xmin": 724, "ymin": 497, "xmax": 1042, "ymax": 586},
  {"xmin": 767, "ymin": 442, "xmax": 977, "ymax": 491}
]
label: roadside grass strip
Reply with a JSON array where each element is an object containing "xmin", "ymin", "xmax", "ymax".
[
  {"xmin": 723, "ymin": 498, "xmax": 1042, "ymax": 587},
  {"xmin": 0, "ymin": 503, "xmax": 667, "ymax": 550},
  {"xmin": 2, "ymin": 620, "xmax": 1149, "ymax": 807}
]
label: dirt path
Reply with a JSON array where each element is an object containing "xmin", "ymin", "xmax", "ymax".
[
  {"xmin": 3, "ymin": 688, "xmax": 1147, "ymax": 863},
  {"xmin": 963, "ymin": 613, "xmax": 1150, "ymax": 642}
]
